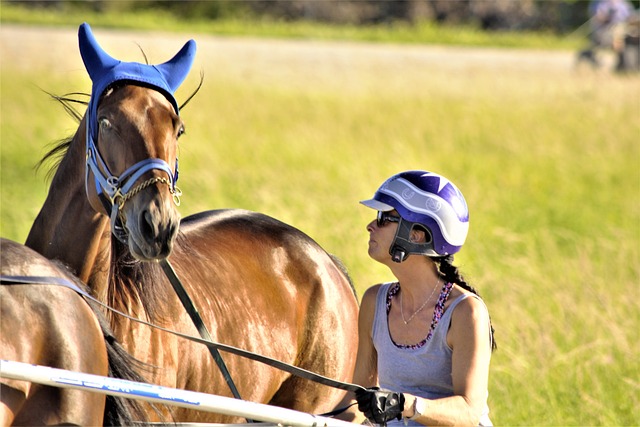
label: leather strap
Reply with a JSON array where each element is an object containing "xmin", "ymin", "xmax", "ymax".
[
  {"xmin": 0, "ymin": 274, "xmax": 363, "ymax": 394},
  {"xmin": 160, "ymin": 259, "xmax": 242, "ymax": 401}
]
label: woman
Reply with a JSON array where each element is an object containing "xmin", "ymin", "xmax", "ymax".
[{"xmin": 339, "ymin": 170, "xmax": 495, "ymax": 426}]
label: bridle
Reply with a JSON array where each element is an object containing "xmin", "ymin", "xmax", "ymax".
[{"xmin": 85, "ymin": 112, "xmax": 182, "ymax": 244}]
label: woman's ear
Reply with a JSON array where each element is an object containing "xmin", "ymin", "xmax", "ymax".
[{"xmin": 409, "ymin": 227, "xmax": 426, "ymax": 243}]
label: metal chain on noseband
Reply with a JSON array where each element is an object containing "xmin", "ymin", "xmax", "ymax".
[
  {"xmin": 114, "ymin": 176, "xmax": 182, "ymax": 209},
  {"xmin": 110, "ymin": 177, "xmax": 182, "ymax": 244}
]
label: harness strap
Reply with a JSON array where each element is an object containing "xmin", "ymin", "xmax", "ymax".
[
  {"xmin": 0, "ymin": 275, "xmax": 363, "ymax": 394},
  {"xmin": 0, "ymin": 275, "xmax": 86, "ymax": 293},
  {"xmin": 159, "ymin": 260, "xmax": 243, "ymax": 401}
]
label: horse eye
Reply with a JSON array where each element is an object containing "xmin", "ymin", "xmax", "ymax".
[
  {"xmin": 99, "ymin": 118, "xmax": 111, "ymax": 131},
  {"xmin": 177, "ymin": 125, "xmax": 185, "ymax": 139}
]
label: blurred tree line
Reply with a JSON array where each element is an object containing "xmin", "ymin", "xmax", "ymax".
[{"xmin": 11, "ymin": 0, "xmax": 640, "ymax": 33}]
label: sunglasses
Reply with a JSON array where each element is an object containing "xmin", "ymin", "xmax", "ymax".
[{"xmin": 377, "ymin": 211, "xmax": 401, "ymax": 227}]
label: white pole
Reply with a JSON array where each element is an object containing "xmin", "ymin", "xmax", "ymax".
[{"xmin": 1, "ymin": 360, "xmax": 356, "ymax": 427}]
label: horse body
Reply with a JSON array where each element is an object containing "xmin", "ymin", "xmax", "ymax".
[
  {"xmin": 0, "ymin": 238, "xmax": 147, "ymax": 425},
  {"xmin": 172, "ymin": 210, "xmax": 357, "ymax": 414},
  {"xmin": 24, "ymin": 24, "xmax": 358, "ymax": 423}
]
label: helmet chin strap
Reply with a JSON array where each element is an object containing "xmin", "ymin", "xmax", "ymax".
[{"xmin": 389, "ymin": 219, "xmax": 433, "ymax": 263}]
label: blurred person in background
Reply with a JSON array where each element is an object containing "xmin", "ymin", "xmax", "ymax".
[
  {"xmin": 336, "ymin": 170, "xmax": 495, "ymax": 426},
  {"xmin": 578, "ymin": 0, "xmax": 634, "ymax": 70}
]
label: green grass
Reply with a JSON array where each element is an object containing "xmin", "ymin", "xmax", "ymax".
[
  {"xmin": 1, "ymin": 20, "xmax": 639, "ymax": 426},
  {"xmin": 0, "ymin": 1, "xmax": 582, "ymax": 50}
]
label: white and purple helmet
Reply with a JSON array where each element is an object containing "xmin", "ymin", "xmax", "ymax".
[{"xmin": 361, "ymin": 170, "xmax": 469, "ymax": 259}]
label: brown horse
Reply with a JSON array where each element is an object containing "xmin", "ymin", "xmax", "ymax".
[
  {"xmin": 24, "ymin": 24, "xmax": 359, "ymax": 423},
  {"xmin": 0, "ymin": 238, "xmax": 148, "ymax": 425}
]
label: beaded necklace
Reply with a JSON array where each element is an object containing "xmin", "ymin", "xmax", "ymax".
[{"xmin": 386, "ymin": 281, "xmax": 454, "ymax": 349}]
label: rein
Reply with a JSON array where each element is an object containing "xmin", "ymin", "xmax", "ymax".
[
  {"xmin": 0, "ymin": 275, "xmax": 364, "ymax": 394},
  {"xmin": 156, "ymin": 260, "xmax": 363, "ymax": 393},
  {"xmin": 159, "ymin": 259, "xmax": 242, "ymax": 401}
]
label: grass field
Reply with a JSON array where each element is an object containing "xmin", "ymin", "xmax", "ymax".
[{"xmin": 1, "ymin": 22, "xmax": 639, "ymax": 425}]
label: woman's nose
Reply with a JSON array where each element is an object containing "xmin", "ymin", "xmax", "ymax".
[{"xmin": 366, "ymin": 220, "xmax": 376, "ymax": 232}]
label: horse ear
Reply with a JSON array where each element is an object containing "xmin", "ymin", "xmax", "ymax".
[
  {"xmin": 78, "ymin": 22, "xmax": 120, "ymax": 82},
  {"xmin": 156, "ymin": 39, "xmax": 197, "ymax": 93}
]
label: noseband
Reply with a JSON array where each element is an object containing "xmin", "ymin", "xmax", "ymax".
[{"xmin": 85, "ymin": 132, "xmax": 182, "ymax": 244}]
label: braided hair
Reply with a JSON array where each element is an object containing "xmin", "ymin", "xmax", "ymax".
[{"xmin": 436, "ymin": 255, "xmax": 497, "ymax": 352}]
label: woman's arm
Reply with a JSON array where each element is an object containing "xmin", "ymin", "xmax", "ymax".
[
  {"xmin": 334, "ymin": 285, "xmax": 381, "ymax": 423},
  {"xmin": 402, "ymin": 296, "xmax": 493, "ymax": 426}
]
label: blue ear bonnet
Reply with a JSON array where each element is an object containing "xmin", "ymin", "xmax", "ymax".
[{"xmin": 79, "ymin": 22, "xmax": 196, "ymax": 142}]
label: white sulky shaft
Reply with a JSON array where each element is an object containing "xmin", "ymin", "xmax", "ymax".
[{"xmin": 0, "ymin": 360, "xmax": 357, "ymax": 427}]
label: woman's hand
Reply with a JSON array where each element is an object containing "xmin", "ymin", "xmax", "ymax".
[{"xmin": 355, "ymin": 387, "xmax": 405, "ymax": 424}]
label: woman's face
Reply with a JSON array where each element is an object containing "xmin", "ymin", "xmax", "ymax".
[
  {"xmin": 366, "ymin": 211, "xmax": 401, "ymax": 262},
  {"xmin": 366, "ymin": 211, "xmax": 430, "ymax": 264}
]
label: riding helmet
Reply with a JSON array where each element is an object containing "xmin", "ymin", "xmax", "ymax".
[{"xmin": 360, "ymin": 170, "xmax": 469, "ymax": 260}]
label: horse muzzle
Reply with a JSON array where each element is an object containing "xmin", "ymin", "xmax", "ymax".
[{"xmin": 122, "ymin": 184, "xmax": 181, "ymax": 261}]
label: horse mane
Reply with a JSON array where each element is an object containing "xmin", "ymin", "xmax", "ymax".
[
  {"xmin": 109, "ymin": 238, "xmax": 174, "ymax": 325},
  {"xmin": 93, "ymin": 300, "xmax": 160, "ymax": 425},
  {"xmin": 108, "ymin": 232, "xmax": 201, "ymax": 326},
  {"xmin": 35, "ymin": 92, "xmax": 87, "ymax": 181}
]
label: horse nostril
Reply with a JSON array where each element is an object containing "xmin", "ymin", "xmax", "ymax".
[
  {"xmin": 169, "ymin": 222, "xmax": 178, "ymax": 241},
  {"xmin": 141, "ymin": 209, "xmax": 156, "ymax": 238}
]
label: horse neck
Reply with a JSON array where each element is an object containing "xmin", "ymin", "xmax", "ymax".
[
  {"xmin": 25, "ymin": 121, "xmax": 112, "ymax": 294},
  {"xmin": 24, "ymin": 118, "xmax": 168, "ymax": 330}
]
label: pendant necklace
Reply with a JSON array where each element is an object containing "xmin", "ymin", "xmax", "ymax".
[{"xmin": 400, "ymin": 280, "xmax": 440, "ymax": 325}]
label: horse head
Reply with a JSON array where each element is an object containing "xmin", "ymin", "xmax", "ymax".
[{"xmin": 78, "ymin": 23, "xmax": 196, "ymax": 260}]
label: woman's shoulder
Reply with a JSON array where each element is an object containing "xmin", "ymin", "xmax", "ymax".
[
  {"xmin": 361, "ymin": 282, "xmax": 396, "ymax": 312},
  {"xmin": 362, "ymin": 282, "xmax": 396, "ymax": 299},
  {"xmin": 449, "ymin": 285, "xmax": 486, "ymax": 304},
  {"xmin": 359, "ymin": 283, "xmax": 390, "ymax": 331},
  {"xmin": 447, "ymin": 287, "xmax": 490, "ymax": 322},
  {"xmin": 362, "ymin": 283, "xmax": 382, "ymax": 297},
  {"xmin": 446, "ymin": 289, "xmax": 492, "ymax": 351}
]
